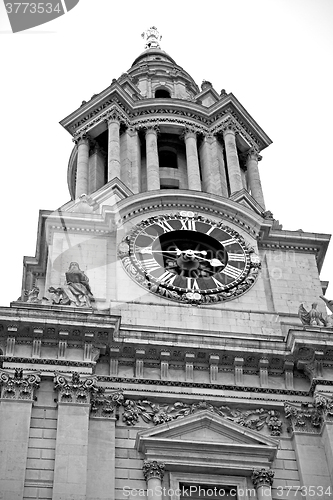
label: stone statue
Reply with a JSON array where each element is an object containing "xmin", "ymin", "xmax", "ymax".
[
  {"xmin": 48, "ymin": 262, "xmax": 94, "ymax": 308},
  {"xmin": 298, "ymin": 302, "xmax": 327, "ymax": 327},
  {"xmin": 26, "ymin": 287, "xmax": 40, "ymax": 303},
  {"xmin": 320, "ymin": 296, "xmax": 333, "ymax": 327}
]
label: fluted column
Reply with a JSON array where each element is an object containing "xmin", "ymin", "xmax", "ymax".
[
  {"xmin": 145, "ymin": 126, "xmax": 160, "ymax": 191},
  {"xmin": 184, "ymin": 129, "xmax": 201, "ymax": 191},
  {"xmin": 252, "ymin": 468, "xmax": 274, "ymax": 500},
  {"xmin": 106, "ymin": 117, "xmax": 121, "ymax": 181},
  {"xmin": 247, "ymin": 148, "xmax": 265, "ymax": 209},
  {"xmin": 75, "ymin": 136, "xmax": 90, "ymax": 198},
  {"xmin": 143, "ymin": 460, "xmax": 165, "ymax": 500},
  {"xmin": 222, "ymin": 121, "xmax": 243, "ymax": 194}
]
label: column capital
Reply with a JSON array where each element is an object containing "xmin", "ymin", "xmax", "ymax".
[
  {"xmin": 73, "ymin": 133, "xmax": 91, "ymax": 146},
  {"xmin": 183, "ymin": 126, "xmax": 198, "ymax": 140},
  {"xmin": 0, "ymin": 368, "xmax": 41, "ymax": 400},
  {"xmin": 251, "ymin": 468, "xmax": 275, "ymax": 488},
  {"xmin": 104, "ymin": 108, "xmax": 124, "ymax": 125},
  {"xmin": 221, "ymin": 117, "xmax": 238, "ymax": 134},
  {"xmin": 144, "ymin": 123, "xmax": 160, "ymax": 135},
  {"xmin": 142, "ymin": 460, "xmax": 165, "ymax": 482},
  {"xmin": 54, "ymin": 372, "xmax": 98, "ymax": 405},
  {"xmin": 247, "ymin": 148, "xmax": 262, "ymax": 162}
]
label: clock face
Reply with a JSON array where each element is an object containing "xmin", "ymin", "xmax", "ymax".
[{"xmin": 119, "ymin": 211, "xmax": 261, "ymax": 304}]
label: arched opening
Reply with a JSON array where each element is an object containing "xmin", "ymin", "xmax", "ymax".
[
  {"xmin": 159, "ymin": 149, "xmax": 178, "ymax": 169},
  {"xmin": 155, "ymin": 88, "xmax": 171, "ymax": 98}
]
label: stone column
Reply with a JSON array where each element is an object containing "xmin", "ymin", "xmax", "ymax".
[
  {"xmin": 120, "ymin": 127, "xmax": 141, "ymax": 193},
  {"xmin": 87, "ymin": 395, "xmax": 120, "ymax": 500},
  {"xmin": 251, "ymin": 468, "xmax": 274, "ymax": 500},
  {"xmin": 247, "ymin": 149, "xmax": 266, "ymax": 209},
  {"xmin": 106, "ymin": 116, "xmax": 121, "ymax": 181},
  {"xmin": 145, "ymin": 126, "xmax": 160, "ymax": 191},
  {"xmin": 52, "ymin": 373, "xmax": 97, "ymax": 500},
  {"xmin": 222, "ymin": 121, "xmax": 243, "ymax": 194},
  {"xmin": 75, "ymin": 135, "xmax": 90, "ymax": 198},
  {"xmin": 143, "ymin": 460, "xmax": 165, "ymax": 500},
  {"xmin": 89, "ymin": 143, "xmax": 106, "ymax": 192},
  {"xmin": 0, "ymin": 369, "xmax": 41, "ymax": 500},
  {"xmin": 184, "ymin": 129, "xmax": 202, "ymax": 191}
]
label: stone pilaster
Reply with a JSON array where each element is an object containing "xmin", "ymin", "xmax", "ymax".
[
  {"xmin": 145, "ymin": 126, "xmax": 160, "ymax": 190},
  {"xmin": 75, "ymin": 135, "xmax": 90, "ymax": 198},
  {"xmin": 234, "ymin": 357, "xmax": 244, "ymax": 385},
  {"xmin": 222, "ymin": 120, "xmax": 243, "ymax": 194},
  {"xmin": 0, "ymin": 369, "xmax": 40, "ymax": 500},
  {"xmin": 106, "ymin": 115, "xmax": 121, "ymax": 181},
  {"xmin": 209, "ymin": 354, "xmax": 219, "ymax": 383},
  {"xmin": 251, "ymin": 468, "xmax": 274, "ymax": 500},
  {"xmin": 246, "ymin": 148, "xmax": 265, "ymax": 209},
  {"xmin": 143, "ymin": 460, "xmax": 165, "ymax": 500},
  {"xmin": 184, "ymin": 129, "xmax": 201, "ymax": 191},
  {"xmin": 52, "ymin": 373, "xmax": 98, "ymax": 500},
  {"xmin": 160, "ymin": 351, "xmax": 170, "ymax": 380}
]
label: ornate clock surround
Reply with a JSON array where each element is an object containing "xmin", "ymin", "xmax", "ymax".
[{"xmin": 118, "ymin": 211, "xmax": 261, "ymax": 305}]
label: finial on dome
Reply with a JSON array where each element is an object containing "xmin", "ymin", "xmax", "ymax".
[{"xmin": 141, "ymin": 26, "xmax": 162, "ymax": 49}]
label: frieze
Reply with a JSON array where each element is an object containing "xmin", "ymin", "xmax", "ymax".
[
  {"xmin": 94, "ymin": 391, "xmax": 283, "ymax": 435},
  {"xmin": 0, "ymin": 368, "xmax": 41, "ymax": 400},
  {"xmin": 54, "ymin": 372, "xmax": 98, "ymax": 404}
]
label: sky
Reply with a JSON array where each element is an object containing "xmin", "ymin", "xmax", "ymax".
[{"xmin": 0, "ymin": 0, "xmax": 332, "ymax": 307}]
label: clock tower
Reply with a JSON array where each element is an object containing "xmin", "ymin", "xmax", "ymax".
[{"xmin": 1, "ymin": 27, "xmax": 333, "ymax": 500}]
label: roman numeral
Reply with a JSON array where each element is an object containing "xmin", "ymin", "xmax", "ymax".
[
  {"xmin": 211, "ymin": 276, "xmax": 225, "ymax": 288},
  {"xmin": 154, "ymin": 219, "xmax": 174, "ymax": 233},
  {"xmin": 180, "ymin": 219, "xmax": 196, "ymax": 231},
  {"xmin": 228, "ymin": 253, "xmax": 246, "ymax": 262},
  {"xmin": 205, "ymin": 225, "xmax": 217, "ymax": 236},
  {"xmin": 142, "ymin": 259, "xmax": 160, "ymax": 272},
  {"xmin": 186, "ymin": 278, "xmax": 200, "ymax": 290},
  {"xmin": 221, "ymin": 264, "xmax": 242, "ymax": 279},
  {"xmin": 137, "ymin": 246, "xmax": 153, "ymax": 255},
  {"xmin": 219, "ymin": 237, "xmax": 235, "ymax": 247},
  {"xmin": 159, "ymin": 271, "xmax": 177, "ymax": 285}
]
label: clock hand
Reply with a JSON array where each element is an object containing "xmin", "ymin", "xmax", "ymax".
[{"xmin": 195, "ymin": 254, "xmax": 224, "ymax": 267}]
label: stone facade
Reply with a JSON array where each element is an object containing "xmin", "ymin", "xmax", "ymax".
[{"xmin": 1, "ymin": 28, "xmax": 333, "ymax": 500}]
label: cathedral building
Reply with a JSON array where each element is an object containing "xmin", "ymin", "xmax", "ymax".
[{"xmin": 1, "ymin": 27, "xmax": 333, "ymax": 500}]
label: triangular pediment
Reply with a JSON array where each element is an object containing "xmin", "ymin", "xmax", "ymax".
[
  {"xmin": 137, "ymin": 409, "xmax": 277, "ymax": 447},
  {"xmin": 61, "ymin": 178, "xmax": 133, "ymax": 214},
  {"xmin": 135, "ymin": 410, "xmax": 278, "ymax": 474},
  {"xmin": 229, "ymin": 189, "xmax": 265, "ymax": 215}
]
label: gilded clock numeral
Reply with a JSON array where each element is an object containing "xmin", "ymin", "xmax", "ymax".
[
  {"xmin": 142, "ymin": 258, "xmax": 160, "ymax": 272},
  {"xmin": 204, "ymin": 225, "xmax": 217, "ymax": 236},
  {"xmin": 159, "ymin": 271, "xmax": 177, "ymax": 285},
  {"xmin": 227, "ymin": 253, "xmax": 246, "ymax": 262},
  {"xmin": 219, "ymin": 237, "xmax": 235, "ymax": 247},
  {"xmin": 186, "ymin": 278, "xmax": 200, "ymax": 290},
  {"xmin": 154, "ymin": 219, "xmax": 174, "ymax": 233},
  {"xmin": 180, "ymin": 219, "xmax": 196, "ymax": 231},
  {"xmin": 221, "ymin": 264, "xmax": 242, "ymax": 279},
  {"xmin": 211, "ymin": 276, "xmax": 225, "ymax": 288},
  {"xmin": 137, "ymin": 246, "xmax": 153, "ymax": 255}
]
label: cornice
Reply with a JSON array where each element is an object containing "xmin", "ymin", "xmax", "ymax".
[
  {"xmin": 259, "ymin": 229, "xmax": 331, "ymax": 271},
  {"xmin": 62, "ymin": 86, "xmax": 271, "ymax": 150}
]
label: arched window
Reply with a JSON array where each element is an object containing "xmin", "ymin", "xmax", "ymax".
[
  {"xmin": 159, "ymin": 150, "xmax": 178, "ymax": 169},
  {"xmin": 155, "ymin": 88, "xmax": 171, "ymax": 98}
]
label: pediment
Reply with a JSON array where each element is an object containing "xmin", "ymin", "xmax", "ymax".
[
  {"xmin": 196, "ymin": 88, "xmax": 220, "ymax": 107},
  {"xmin": 135, "ymin": 410, "xmax": 278, "ymax": 474},
  {"xmin": 62, "ymin": 178, "xmax": 133, "ymax": 214},
  {"xmin": 229, "ymin": 189, "xmax": 264, "ymax": 215}
]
